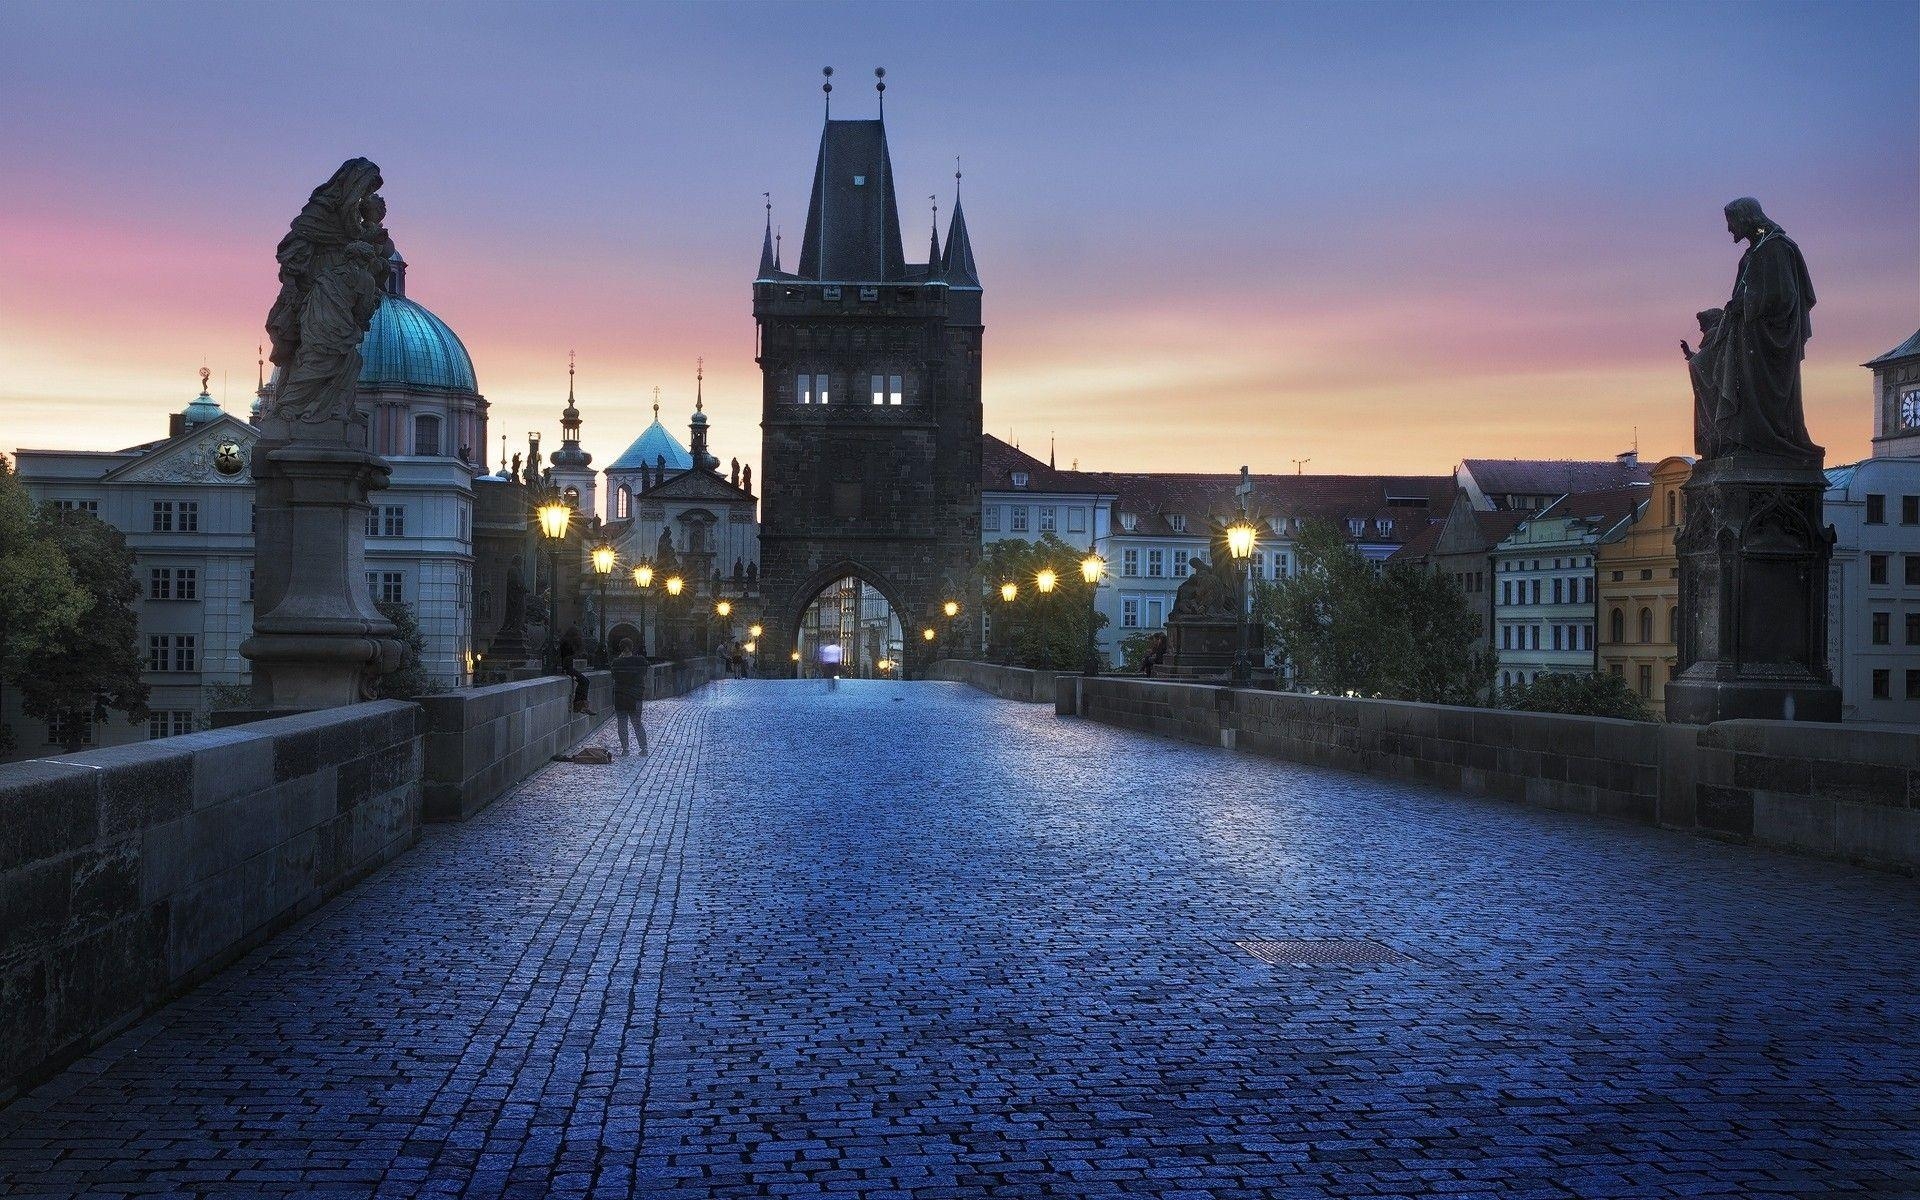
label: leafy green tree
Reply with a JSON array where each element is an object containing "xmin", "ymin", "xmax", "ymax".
[
  {"xmin": 974, "ymin": 534, "xmax": 1107, "ymax": 670},
  {"xmin": 1117, "ymin": 629, "xmax": 1162, "ymax": 673},
  {"xmin": 1377, "ymin": 561, "xmax": 1496, "ymax": 704},
  {"xmin": 1260, "ymin": 520, "xmax": 1492, "ymax": 703},
  {"xmin": 1503, "ymin": 671, "xmax": 1653, "ymax": 721},
  {"xmin": 372, "ymin": 599, "xmax": 444, "ymax": 700},
  {"xmin": 13, "ymin": 504, "xmax": 149, "ymax": 750}
]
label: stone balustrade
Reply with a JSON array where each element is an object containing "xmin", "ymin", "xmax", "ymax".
[{"xmin": 925, "ymin": 659, "xmax": 1062, "ymax": 702}]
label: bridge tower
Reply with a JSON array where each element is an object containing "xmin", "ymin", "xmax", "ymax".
[{"xmin": 753, "ymin": 74, "xmax": 983, "ymax": 675}]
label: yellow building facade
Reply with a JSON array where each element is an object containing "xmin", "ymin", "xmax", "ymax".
[{"xmin": 1595, "ymin": 456, "xmax": 1692, "ymax": 716}]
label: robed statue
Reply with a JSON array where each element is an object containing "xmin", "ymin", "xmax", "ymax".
[
  {"xmin": 1686, "ymin": 198, "xmax": 1820, "ymax": 462},
  {"xmin": 1169, "ymin": 554, "xmax": 1236, "ymax": 621},
  {"xmin": 264, "ymin": 159, "xmax": 393, "ymax": 429}
]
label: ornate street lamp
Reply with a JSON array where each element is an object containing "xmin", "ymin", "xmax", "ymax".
[
  {"xmin": 998, "ymin": 582, "xmax": 1018, "ymax": 665},
  {"xmin": 665, "ymin": 575, "xmax": 684, "ymax": 596},
  {"xmin": 1226, "ymin": 520, "xmax": 1260, "ymax": 686},
  {"xmin": 590, "ymin": 540, "xmax": 615, "ymax": 662},
  {"xmin": 535, "ymin": 492, "xmax": 572, "ymax": 672},
  {"xmin": 1080, "ymin": 552, "xmax": 1106, "ymax": 676},
  {"xmin": 631, "ymin": 561, "xmax": 654, "ymax": 658},
  {"xmin": 922, "ymin": 627, "xmax": 936, "ymax": 643},
  {"xmin": 749, "ymin": 623, "xmax": 763, "ymax": 639},
  {"xmin": 1034, "ymin": 569, "xmax": 1059, "ymax": 669},
  {"xmin": 941, "ymin": 598, "xmax": 961, "ymax": 657}
]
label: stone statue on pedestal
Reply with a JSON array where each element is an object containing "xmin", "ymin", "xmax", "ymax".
[
  {"xmin": 1667, "ymin": 198, "xmax": 1839, "ymax": 724},
  {"xmin": 242, "ymin": 159, "xmax": 402, "ymax": 710},
  {"xmin": 1164, "ymin": 551, "xmax": 1240, "ymax": 677}
]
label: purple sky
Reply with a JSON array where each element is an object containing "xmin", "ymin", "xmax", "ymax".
[{"xmin": 2, "ymin": 0, "xmax": 1914, "ymax": 476}]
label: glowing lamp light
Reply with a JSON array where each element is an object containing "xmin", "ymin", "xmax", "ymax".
[
  {"xmin": 877, "ymin": 658, "xmax": 894, "ymax": 672},
  {"xmin": 790, "ymin": 650, "xmax": 801, "ymax": 662},
  {"xmin": 665, "ymin": 576, "xmax": 684, "ymax": 596},
  {"xmin": 1000, "ymin": 582, "xmax": 1018, "ymax": 603},
  {"xmin": 749, "ymin": 623, "xmax": 763, "ymax": 638},
  {"xmin": 922, "ymin": 627, "xmax": 936, "ymax": 642},
  {"xmin": 743, "ymin": 641, "xmax": 756, "ymax": 653},
  {"xmin": 1035, "ymin": 568, "xmax": 1058, "ymax": 594},
  {"xmin": 590, "ymin": 543, "xmax": 616, "ymax": 575},
  {"xmin": 1226, "ymin": 522, "xmax": 1259, "ymax": 561},
  {"xmin": 942, "ymin": 600, "xmax": 959, "ymax": 618},
  {"xmin": 632, "ymin": 563, "xmax": 653, "ymax": 589},
  {"xmin": 1080, "ymin": 553, "xmax": 1106, "ymax": 584},
  {"xmin": 536, "ymin": 498, "xmax": 572, "ymax": 541},
  {"xmin": 715, "ymin": 599, "xmax": 733, "ymax": 618}
]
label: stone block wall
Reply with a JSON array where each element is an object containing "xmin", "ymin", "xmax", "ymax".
[
  {"xmin": 1042, "ymin": 673, "xmax": 1914, "ymax": 875},
  {"xmin": 418, "ymin": 673, "xmax": 610, "ymax": 822},
  {"xmin": 926, "ymin": 659, "xmax": 1061, "ymax": 703},
  {"xmin": 0, "ymin": 701, "xmax": 421, "ymax": 1101}
]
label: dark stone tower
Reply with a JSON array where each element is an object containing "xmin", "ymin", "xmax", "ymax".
[{"xmin": 754, "ymin": 83, "xmax": 982, "ymax": 674}]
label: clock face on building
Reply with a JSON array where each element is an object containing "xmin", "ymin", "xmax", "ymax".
[
  {"xmin": 1901, "ymin": 389, "xmax": 1920, "ymax": 432},
  {"xmin": 214, "ymin": 441, "xmax": 246, "ymax": 475}
]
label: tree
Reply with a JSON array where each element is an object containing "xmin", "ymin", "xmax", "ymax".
[
  {"xmin": 1117, "ymin": 629, "xmax": 1162, "ymax": 673},
  {"xmin": 0, "ymin": 463, "xmax": 92, "ymax": 754},
  {"xmin": 1377, "ymin": 561, "xmax": 1496, "ymax": 704},
  {"xmin": 973, "ymin": 534, "xmax": 1107, "ymax": 670},
  {"xmin": 1503, "ymin": 672, "xmax": 1653, "ymax": 722},
  {"xmin": 12, "ymin": 504, "xmax": 149, "ymax": 750},
  {"xmin": 372, "ymin": 599, "xmax": 444, "ymax": 700},
  {"xmin": 1259, "ymin": 520, "xmax": 1492, "ymax": 703}
]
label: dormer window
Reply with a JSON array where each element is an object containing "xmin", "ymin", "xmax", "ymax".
[
  {"xmin": 1268, "ymin": 516, "xmax": 1285, "ymax": 534},
  {"xmin": 1376, "ymin": 518, "xmax": 1394, "ymax": 535},
  {"xmin": 1167, "ymin": 515, "xmax": 1187, "ymax": 533},
  {"xmin": 1010, "ymin": 471, "xmax": 1029, "ymax": 489},
  {"xmin": 1119, "ymin": 512, "xmax": 1138, "ymax": 532},
  {"xmin": 1347, "ymin": 517, "xmax": 1365, "ymax": 537}
]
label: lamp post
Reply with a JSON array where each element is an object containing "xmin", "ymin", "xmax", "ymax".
[
  {"xmin": 1035, "ymin": 568, "xmax": 1058, "ymax": 670},
  {"xmin": 942, "ymin": 599, "xmax": 960, "ymax": 658},
  {"xmin": 590, "ymin": 540, "xmax": 616, "ymax": 662},
  {"xmin": 998, "ymin": 581, "xmax": 1018, "ymax": 665},
  {"xmin": 1079, "ymin": 551, "xmax": 1106, "ymax": 676},
  {"xmin": 664, "ymin": 574, "xmax": 684, "ymax": 660},
  {"xmin": 713, "ymin": 597, "xmax": 733, "ymax": 660},
  {"xmin": 535, "ymin": 493, "xmax": 572, "ymax": 672},
  {"xmin": 1226, "ymin": 520, "xmax": 1259, "ymax": 687},
  {"xmin": 631, "ymin": 561, "xmax": 654, "ymax": 657}
]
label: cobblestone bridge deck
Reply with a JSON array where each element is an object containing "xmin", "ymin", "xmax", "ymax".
[{"xmin": 2, "ymin": 680, "xmax": 1917, "ymax": 1198}]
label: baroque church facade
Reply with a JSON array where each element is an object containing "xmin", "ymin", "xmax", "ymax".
[{"xmin": 752, "ymin": 81, "xmax": 984, "ymax": 673}]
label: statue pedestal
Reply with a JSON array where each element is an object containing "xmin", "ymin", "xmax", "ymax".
[
  {"xmin": 1666, "ymin": 453, "xmax": 1839, "ymax": 724},
  {"xmin": 241, "ymin": 439, "xmax": 401, "ymax": 711},
  {"xmin": 1165, "ymin": 617, "xmax": 1237, "ymax": 678}
]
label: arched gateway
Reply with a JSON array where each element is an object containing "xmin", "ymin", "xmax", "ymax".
[{"xmin": 752, "ymin": 86, "xmax": 983, "ymax": 676}]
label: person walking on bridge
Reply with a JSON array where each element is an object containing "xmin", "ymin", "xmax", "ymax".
[{"xmin": 609, "ymin": 637, "xmax": 649, "ymax": 756}]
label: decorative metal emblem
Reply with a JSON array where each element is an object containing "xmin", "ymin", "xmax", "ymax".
[{"xmin": 214, "ymin": 440, "xmax": 246, "ymax": 475}]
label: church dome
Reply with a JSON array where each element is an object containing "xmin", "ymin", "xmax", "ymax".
[
  {"xmin": 610, "ymin": 418, "xmax": 692, "ymax": 473},
  {"xmin": 358, "ymin": 293, "xmax": 478, "ymax": 394}
]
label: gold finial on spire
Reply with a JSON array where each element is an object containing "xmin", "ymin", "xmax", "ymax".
[
  {"xmin": 568, "ymin": 348, "xmax": 576, "ymax": 402},
  {"xmin": 652, "ymin": 385, "xmax": 661, "ymax": 420},
  {"xmin": 875, "ymin": 67, "xmax": 885, "ymax": 117},
  {"xmin": 256, "ymin": 345, "xmax": 264, "ymax": 391},
  {"xmin": 696, "ymin": 356, "xmax": 704, "ymax": 412},
  {"xmin": 822, "ymin": 66, "xmax": 833, "ymax": 118},
  {"xmin": 198, "ymin": 365, "xmax": 210, "ymax": 395}
]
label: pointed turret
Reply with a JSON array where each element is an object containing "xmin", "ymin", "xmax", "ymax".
[
  {"xmin": 941, "ymin": 187, "xmax": 979, "ymax": 290},
  {"xmin": 797, "ymin": 115, "xmax": 907, "ymax": 281},
  {"xmin": 757, "ymin": 194, "xmax": 778, "ymax": 279}
]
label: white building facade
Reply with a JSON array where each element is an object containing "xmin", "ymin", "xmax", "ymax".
[{"xmin": 1490, "ymin": 486, "xmax": 1647, "ymax": 692}]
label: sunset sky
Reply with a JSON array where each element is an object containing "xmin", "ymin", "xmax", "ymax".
[{"xmin": 2, "ymin": 1, "xmax": 1914, "ymax": 479}]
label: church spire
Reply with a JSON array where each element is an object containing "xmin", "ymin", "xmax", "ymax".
[
  {"xmin": 926, "ymin": 193, "xmax": 942, "ymax": 277},
  {"xmin": 758, "ymin": 192, "xmax": 778, "ymax": 279},
  {"xmin": 552, "ymin": 350, "xmax": 591, "ymax": 467},
  {"xmin": 688, "ymin": 357, "xmax": 718, "ymax": 473},
  {"xmin": 941, "ymin": 161, "xmax": 980, "ymax": 289}
]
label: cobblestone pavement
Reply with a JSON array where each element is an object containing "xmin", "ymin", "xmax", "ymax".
[{"xmin": 3, "ymin": 680, "xmax": 1918, "ymax": 1199}]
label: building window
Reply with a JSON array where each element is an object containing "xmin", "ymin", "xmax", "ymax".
[
  {"xmin": 1347, "ymin": 517, "xmax": 1364, "ymax": 537},
  {"xmin": 1172, "ymin": 549, "xmax": 1190, "ymax": 577},
  {"xmin": 1068, "ymin": 507, "xmax": 1087, "ymax": 534},
  {"xmin": 1122, "ymin": 549, "xmax": 1139, "ymax": 577},
  {"xmin": 1009, "ymin": 506, "xmax": 1029, "ymax": 533},
  {"xmin": 147, "ymin": 634, "xmax": 197, "ymax": 673},
  {"xmin": 1907, "ymin": 556, "xmax": 1920, "ymax": 586},
  {"xmin": 1870, "ymin": 554, "xmax": 1889, "ymax": 585},
  {"xmin": 1146, "ymin": 549, "xmax": 1164, "ymax": 578},
  {"xmin": 413, "ymin": 413, "xmax": 442, "ymax": 456},
  {"xmin": 1501, "ymin": 625, "xmax": 1511, "ymax": 650},
  {"xmin": 46, "ymin": 711, "xmax": 93, "ymax": 747},
  {"xmin": 1552, "ymin": 578, "xmax": 1564, "ymax": 604},
  {"xmin": 1276, "ymin": 553, "xmax": 1290, "ymax": 578},
  {"xmin": 1906, "ymin": 612, "xmax": 1920, "ymax": 646},
  {"xmin": 1530, "ymin": 579, "xmax": 1541, "ymax": 604},
  {"xmin": 797, "ymin": 372, "xmax": 830, "ymax": 404},
  {"xmin": 1872, "ymin": 612, "xmax": 1891, "ymax": 645},
  {"xmin": 1551, "ymin": 625, "xmax": 1563, "ymax": 651},
  {"xmin": 1503, "ymin": 580, "xmax": 1513, "ymax": 606},
  {"xmin": 1909, "ymin": 670, "xmax": 1920, "ymax": 701},
  {"xmin": 1167, "ymin": 515, "xmax": 1187, "ymax": 533},
  {"xmin": 1638, "ymin": 607, "xmax": 1653, "ymax": 643},
  {"xmin": 868, "ymin": 374, "xmax": 904, "ymax": 405},
  {"xmin": 1638, "ymin": 664, "xmax": 1653, "ymax": 698},
  {"xmin": 52, "ymin": 498, "xmax": 99, "ymax": 516},
  {"xmin": 1122, "ymin": 598, "xmax": 1139, "ymax": 628},
  {"xmin": 1866, "ymin": 494, "xmax": 1886, "ymax": 524},
  {"xmin": 1669, "ymin": 606, "xmax": 1679, "ymax": 643},
  {"xmin": 248, "ymin": 569, "xmax": 255, "ymax": 603},
  {"xmin": 148, "ymin": 567, "xmax": 198, "ymax": 600},
  {"xmin": 1872, "ymin": 669, "xmax": 1891, "ymax": 699},
  {"xmin": 617, "ymin": 487, "xmax": 631, "ymax": 520},
  {"xmin": 1253, "ymin": 550, "xmax": 1267, "ymax": 579},
  {"xmin": 1529, "ymin": 625, "xmax": 1539, "ymax": 649},
  {"xmin": 151, "ymin": 500, "xmax": 192, "ymax": 532},
  {"xmin": 149, "ymin": 710, "xmax": 195, "ymax": 740},
  {"xmin": 1038, "ymin": 507, "xmax": 1057, "ymax": 533},
  {"xmin": 367, "ymin": 505, "xmax": 406, "ymax": 538},
  {"xmin": 982, "ymin": 505, "xmax": 999, "ymax": 532},
  {"xmin": 368, "ymin": 572, "xmax": 404, "ymax": 605},
  {"xmin": 1904, "ymin": 496, "xmax": 1919, "ymax": 526}
]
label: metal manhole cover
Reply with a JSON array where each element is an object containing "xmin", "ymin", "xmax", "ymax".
[{"xmin": 1237, "ymin": 939, "xmax": 1406, "ymax": 965}]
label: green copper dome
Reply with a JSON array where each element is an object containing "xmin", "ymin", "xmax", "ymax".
[{"xmin": 357, "ymin": 292, "xmax": 478, "ymax": 394}]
